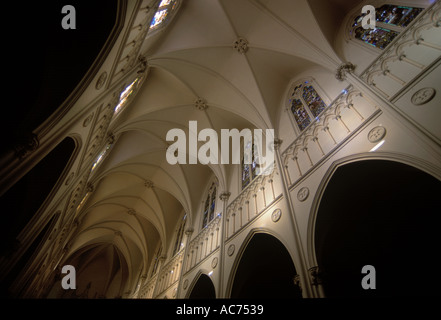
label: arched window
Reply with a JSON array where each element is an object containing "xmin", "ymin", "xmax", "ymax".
[
  {"xmin": 288, "ymin": 80, "xmax": 328, "ymax": 132},
  {"xmin": 172, "ymin": 214, "xmax": 186, "ymax": 256},
  {"xmin": 241, "ymin": 141, "xmax": 259, "ymax": 189},
  {"xmin": 350, "ymin": 4, "xmax": 424, "ymax": 50},
  {"xmin": 113, "ymin": 76, "xmax": 143, "ymax": 116},
  {"xmin": 91, "ymin": 141, "xmax": 114, "ymax": 173},
  {"xmin": 149, "ymin": 0, "xmax": 179, "ymax": 31},
  {"xmin": 202, "ymin": 182, "xmax": 217, "ymax": 228}
]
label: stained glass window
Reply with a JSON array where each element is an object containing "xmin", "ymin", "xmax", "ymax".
[
  {"xmin": 303, "ymin": 85, "xmax": 327, "ymax": 118},
  {"xmin": 350, "ymin": 4, "xmax": 424, "ymax": 50},
  {"xmin": 114, "ymin": 77, "xmax": 140, "ymax": 115},
  {"xmin": 149, "ymin": 0, "xmax": 178, "ymax": 31},
  {"xmin": 241, "ymin": 142, "xmax": 259, "ymax": 189},
  {"xmin": 202, "ymin": 183, "xmax": 217, "ymax": 228},
  {"xmin": 209, "ymin": 187, "xmax": 216, "ymax": 222},
  {"xmin": 354, "ymin": 26, "xmax": 399, "ymax": 50},
  {"xmin": 289, "ymin": 81, "xmax": 326, "ymax": 132},
  {"xmin": 242, "ymin": 159, "xmax": 251, "ymax": 189},
  {"xmin": 91, "ymin": 142, "xmax": 113, "ymax": 172},
  {"xmin": 376, "ymin": 5, "xmax": 423, "ymax": 28}
]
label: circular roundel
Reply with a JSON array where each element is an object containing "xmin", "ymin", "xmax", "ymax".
[
  {"xmin": 271, "ymin": 208, "xmax": 282, "ymax": 222},
  {"xmin": 411, "ymin": 87, "xmax": 436, "ymax": 106}
]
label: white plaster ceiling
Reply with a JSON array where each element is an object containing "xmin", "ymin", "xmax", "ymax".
[{"xmin": 67, "ymin": 0, "xmax": 361, "ymax": 292}]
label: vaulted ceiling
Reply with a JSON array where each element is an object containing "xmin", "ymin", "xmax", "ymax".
[{"xmin": 64, "ymin": 0, "xmax": 367, "ymax": 295}]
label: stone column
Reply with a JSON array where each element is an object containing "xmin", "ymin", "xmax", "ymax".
[
  {"xmin": 273, "ymin": 138, "xmax": 313, "ymax": 298},
  {"xmin": 218, "ymin": 191, "xmax": 230, "ymax": 298}
]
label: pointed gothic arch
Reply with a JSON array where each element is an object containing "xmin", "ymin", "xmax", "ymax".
[{"xmin": 308, "ymin": 153, "xmax": 441, "ymax": 297}]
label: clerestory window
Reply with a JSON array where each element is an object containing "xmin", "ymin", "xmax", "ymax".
[{"xmin": 350, "ymin": 4, "xmax": 424, "ymax": 50}]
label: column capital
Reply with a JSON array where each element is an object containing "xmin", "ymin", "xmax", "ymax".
[
  {"xmin": 185, "ymin": 227, "xmax": 194, "ymax": 236},
  {"xmin": 293, "ymin": 274, "xmax": 302, "ymax": 292},
  {"xmin": 272, "ymin": 138, "xmax": 283, "ymax": 150},
  {"xmin": 308, "ymin": 266, "xmax": 324, "ymax": 286},
  {"xmin": 219, "ymin": 192, "xmax": 231, "ymax": 201},
  {"xmin": 335, "ymin": 62, "xmax": 356, "ymax": 81}
]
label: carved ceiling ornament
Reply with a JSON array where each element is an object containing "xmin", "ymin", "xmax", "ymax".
[
  {"xmin": 233, "ymin": 37, "xmax": 249, "ymax": 54},
  {"xmin": 194, "ymin": 97, "xmax": 208, "ymax": 111}
]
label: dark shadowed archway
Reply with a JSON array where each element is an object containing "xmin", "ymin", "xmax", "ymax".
[
  {"xmin": 315, "ymin": 160, "xmax": 440, "ymax": 297},
  {"xmin": 230, "ymin": 232, "xmax": 301, "ymax": 298},
  {"xmin": 188, "ymin": 274, "xmax": 216, "ymax": 299}
]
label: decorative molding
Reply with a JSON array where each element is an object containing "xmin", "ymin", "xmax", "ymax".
[
  {"xmin": 297, "ymin": 187, "xmax": 309, "ymax": 202},
  {"xmin": 368, "ymin": 126, "xmax": 386, "ymax": 143},
  {"xmin": 95, "ymin": 71, "xmax": 107, "ymax": 90},
  {"xmin": 411, "ymin": 87, "xmax": 436, "ymax": 105},
  {"xmin": 227, "ymin": 244, "xmax": 235, "ymax": 256},
  {"xmin": 335, "ymin": 62, "xmax": 356, "ymax": 81},
  {"xmin": 233, "ymin": 37, "xmax": 249, "ymax": 54},
  {"xmin": 271, "ymin": 208, "xmax": 282, "ymax": 222},
  {"xmin": 211, "ymin": 257, "xmax": 218, "ymax": 269},
  {"xmin": 220, "ymin": 192, "xmax": 231, "ymax": 201},
  {"xmin": 82, "ymin": 113, "xmax": 94, "ymax": 127},
  {"xmin": 65, "ymin": 172, "xmax": 75, "ymax": 186}
]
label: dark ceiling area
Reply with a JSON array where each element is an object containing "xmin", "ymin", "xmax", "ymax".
[{"xmin": 1, "ymin": 0, "xmax": 118, "ymax": 155}]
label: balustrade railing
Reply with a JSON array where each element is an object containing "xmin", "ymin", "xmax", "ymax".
[
  {"xmin": 183, "ymin": 214, "xmax": 222, "ymax": 274},
  {"xmin": 153, "ymin": 250, "xmax": 184, "ymax": 296},
  {"xmin": 360, "ymin": 2, "xmax": 440, "ymax": 100},
  {"xmin": 225, "ymin": 167, "xmax": 280, "ymax": 240},
  {"xmin": 281, "ymin": 85, "xmax": 379, "ymax": 188},
  {"xmin": 139, "ymin": 273, "xmax": 157, "ymax": 299}
]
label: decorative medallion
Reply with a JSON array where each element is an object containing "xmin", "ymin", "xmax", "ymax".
[
  {"xmin": 297, "ymin": 187, "xmax": 310, "ymax": 202},
  {"xmin": 211, "ymin": 257, "xmax": 218, "ymax": 269},
  {"xmin": 227, "ymin": 244, "xmax": 235, "ymax": 256},
  {"xmin": 271, "ymin": 208, "xmax": 282, "ymax": 222},
  {"xmin": 95, "ymin": 71, "xmax": 107, "ymax": 90},
  {"xmin": 82, "ymin": 113, "xmax": 94, "ymax": 127},
  {"xmin": 368, "ymin": 126, "xmax": 386, "ymax": 143},
  {"xmin": 411, "ymin": 87, "xmax": 436, "ymax": 106},
  {"xmin": 195, "ymin": 97, "xmax": 208, "ymax": 111},
  {"xmin": 233, "ymin": 37, "xmax": 249, "ymax": 54},
  {"xmin": 183, "ymin": 279, "xmax": 189, "ymax": 290}
]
